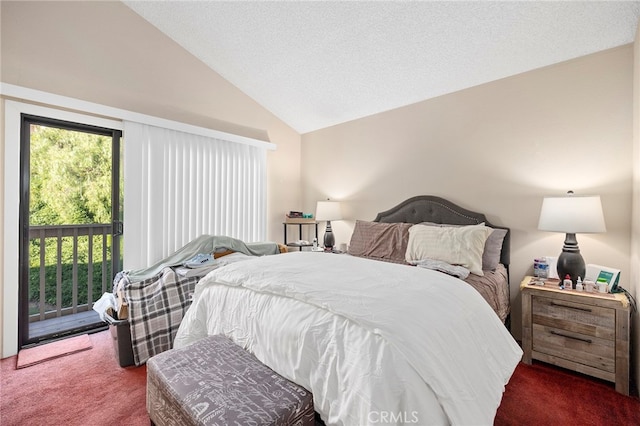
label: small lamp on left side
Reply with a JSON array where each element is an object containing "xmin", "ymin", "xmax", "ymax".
[{"xmin": 315, "ymin": 200, "xmax": 342, "ymax": 252}]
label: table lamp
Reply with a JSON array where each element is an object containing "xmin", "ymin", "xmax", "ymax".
[
  {"xmin": 537, "ymin": 191, "xmax": 606, "ymax": 286},
  {"xmin": 315, "ymin": 200, "xmax": 342, "ymax": 252}
]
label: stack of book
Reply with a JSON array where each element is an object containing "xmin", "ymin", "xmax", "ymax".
[{"xmin": 286, "ymin": 211, "xmax": 315, "ymax": 224}]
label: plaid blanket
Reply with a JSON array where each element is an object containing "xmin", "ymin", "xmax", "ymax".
[
  {"xmin": 118, "ymin": 268, "xmax": 201, "ymax": 365},
  {"xmin": 111, "ymin": 236, "xmax": 284, "ymax": 365}
]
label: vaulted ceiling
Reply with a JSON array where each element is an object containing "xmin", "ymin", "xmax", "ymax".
[{"xmin": 124, "ymin": 1, "xmax": 640, "ymax": 134}]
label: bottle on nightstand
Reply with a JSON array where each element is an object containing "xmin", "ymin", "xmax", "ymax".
[{"xmin": 311, "ymin": 238, "xmax": 323, "ymax": 252}]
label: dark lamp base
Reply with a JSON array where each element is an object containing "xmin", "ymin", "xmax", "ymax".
[
  {"xmin": 556, "ymin": 233, "xmax": 586, "ymax": 287},
  {"xmin": 323, "ymin": 221, "xmax": 335, "ymax": 251}
]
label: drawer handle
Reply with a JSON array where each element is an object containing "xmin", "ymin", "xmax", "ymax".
[
  {"xmin": 550, "ymin": 301, "xmax": 592, "ymax": 313},
  {"xmin": 550, "ymin": 330, "xmax": 592, "ymax": 344}
]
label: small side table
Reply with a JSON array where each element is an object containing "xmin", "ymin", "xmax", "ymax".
[
  {"xmin": 521, "ymin": 276, "xmax": 631, "ymax": 395},
  {"xmin": 283, "ymin": 221, "xmax": 318, "ymax": 251}
]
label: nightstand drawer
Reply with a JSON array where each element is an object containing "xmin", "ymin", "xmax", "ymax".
[
  {"xmin": 532, "ymin": 323, "xmax": 615, "ymax": 373},
  {"xmin": 532, "ymin": 295, "xmax": 615, "ymax": 340}
]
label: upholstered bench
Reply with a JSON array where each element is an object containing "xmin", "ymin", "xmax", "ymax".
[{"xmin": 147, "ymin": 334, "xmax": 315, "ymax": 426}]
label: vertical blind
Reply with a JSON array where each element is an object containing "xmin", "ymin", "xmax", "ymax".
[{"xmin": 123, "ymin": 121, "xmax": 267, "ymax": 270}]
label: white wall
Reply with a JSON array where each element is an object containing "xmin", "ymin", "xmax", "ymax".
[
  {"xmin": 631, "ymin": 18, "xmax": 640, "ymax": 394},
  {"xmin": 302, "ymin": 46, "xmax": 635, "ymax": 347}
]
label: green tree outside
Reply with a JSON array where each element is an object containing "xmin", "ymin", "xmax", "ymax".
[{"xmin": 29, "ymin": 124, "xmax": 117, "ymax": 312}]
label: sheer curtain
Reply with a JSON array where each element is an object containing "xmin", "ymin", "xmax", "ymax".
[{"xmin": 123, "ymin": 121, "xmax": 267, "ymax": 270}]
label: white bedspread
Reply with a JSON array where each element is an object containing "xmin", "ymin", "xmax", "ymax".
[{"xmin": 174, "ymin": 252, "xmax": 522, "ymax": 425}]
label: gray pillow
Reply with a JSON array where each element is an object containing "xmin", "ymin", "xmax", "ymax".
[{"xmin": 482, "ymin": 228, "xmax": 508, "ymax": 271}]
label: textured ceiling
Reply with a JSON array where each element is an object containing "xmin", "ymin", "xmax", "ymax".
[{"xmin": 124, "ymin": 1, "xmax": 640, "ymax": 134}]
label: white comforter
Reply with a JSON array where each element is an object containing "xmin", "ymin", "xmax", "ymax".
[{"xmin": 174, "ymin": 252, "xmax": 522, "ymax": 425}]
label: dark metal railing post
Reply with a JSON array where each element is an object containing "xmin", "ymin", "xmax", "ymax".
[
  {"xmin": 56, "ymin": 228, "xmax": 62, "ymax": 317},
  {"xmin": 87, "ymin": 227, "xmax": 94, "ymax": 309}
]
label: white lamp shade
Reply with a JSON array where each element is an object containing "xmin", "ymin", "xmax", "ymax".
[
  {"xmin": 538, "ymin": 195, "xmax": 606, "ymax": 234},
  {"xmin": 315, "ymin": 201, "xmax": 342, "ymax": 221}
]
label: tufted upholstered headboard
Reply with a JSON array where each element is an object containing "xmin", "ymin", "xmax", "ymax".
[{"xmin": 373, "ymin": 195, "xmax": 510, "ymax": 268}]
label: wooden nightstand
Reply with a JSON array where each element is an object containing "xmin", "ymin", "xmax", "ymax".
[{"xmin": 521, "ymin": 276, "xmax": 631, "ymax": 395}]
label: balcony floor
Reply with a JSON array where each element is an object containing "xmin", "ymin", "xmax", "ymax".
[{"xmin": 28, "ymin": 310, "xmax": 107, "ymax": 345}]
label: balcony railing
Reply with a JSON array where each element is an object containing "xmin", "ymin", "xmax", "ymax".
[{"xmin": 28, "ymin": 224, "xmax": 113, "ymax": 322}]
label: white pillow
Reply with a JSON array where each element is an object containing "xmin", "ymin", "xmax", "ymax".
[{"xmin": 405, "ymin": 223, "xmax": 493, "ymax": 276}]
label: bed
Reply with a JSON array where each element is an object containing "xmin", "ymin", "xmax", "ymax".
[{"xmin": 174, "ymin": 196, "xmax": 522, "ymax": 425}]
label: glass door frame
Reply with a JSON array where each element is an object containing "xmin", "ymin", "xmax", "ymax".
[{"xmin": 18, "ymin": 113, "xmax": 122, "ymax": 346}]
